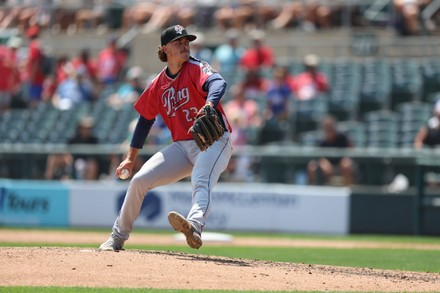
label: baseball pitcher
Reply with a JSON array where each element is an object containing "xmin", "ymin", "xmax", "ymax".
[{"xmin": 99, "ymin": 25, "xmax": 233, "ymax": 251}]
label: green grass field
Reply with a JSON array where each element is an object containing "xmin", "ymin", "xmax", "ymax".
[{"xmin": 1, "ymin": 228, "xmax": 440, "ymax": 293}]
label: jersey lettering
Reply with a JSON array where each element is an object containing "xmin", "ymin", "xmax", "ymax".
[
  {"xmin": 162, "ymin": 87, "xmax": 190, "ymax": 116},
  {"xmin": 134, "ymin": 58, "xmax": 231, "ymax": 141},
  {"xmin": 183, "ymin": 107, "xmax": 198, "ymax": 122}
]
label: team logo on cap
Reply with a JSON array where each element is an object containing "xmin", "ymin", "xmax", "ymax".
[{"xmin": 175, "ymin": 25, "xmax": 184, "ymax": 35}]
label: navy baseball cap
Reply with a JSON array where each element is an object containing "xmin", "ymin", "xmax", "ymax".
[{"xmin": 161, "ymin": 25, "xmax": 197, "ymax": 46}]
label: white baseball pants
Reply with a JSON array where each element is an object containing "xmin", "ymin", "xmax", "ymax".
[{"xmin": 112, "ymin": 132, "xmax": 232, "ymax": 240}]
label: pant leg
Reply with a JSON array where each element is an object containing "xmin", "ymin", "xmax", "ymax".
[
  {"xmin": 113, "ymin": 142, "xmax": 193, "ymax": 239},
  {"xmin": 187, "ymin": 132, "xmax": 233, "ymax": 231}
]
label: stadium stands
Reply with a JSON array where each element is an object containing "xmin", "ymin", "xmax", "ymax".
[{"xmin": 2, "ymin": 56, "xmax": 440, "ymax": 149}]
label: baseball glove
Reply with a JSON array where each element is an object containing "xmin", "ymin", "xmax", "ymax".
[{"xmin": 189, "ymin": 104, "xmax": 224, "ymax": 151}]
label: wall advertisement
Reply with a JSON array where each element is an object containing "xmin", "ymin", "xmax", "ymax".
[
  {"xmin": 0, "ymin": 180, "xmax": 350, "ymax": 234},
  {"xmin": 69, "ymin": 182, "xmax": 350, "ymax": 235},
  {"xmin": 0, "ymin": 180, "xmax": 69, "ymax": 226}
]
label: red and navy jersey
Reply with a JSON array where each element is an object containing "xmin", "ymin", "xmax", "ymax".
[{"xmin": 134, "ymin": 57, "xmax": 231, "ymax": 142}]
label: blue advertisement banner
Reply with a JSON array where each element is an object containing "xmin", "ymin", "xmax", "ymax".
[{"xmin": 0, "ymin": 180, "xmax": 69, "ymax": 226}]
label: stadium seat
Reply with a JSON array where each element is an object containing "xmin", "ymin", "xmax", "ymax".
[
  {"xmin": 337, "ymin": 120, "xmax": 367, "ymax": 148},
  {"xmin": 289, "ymin": 95, "xmax": 329, "ymax": 141},
  {"xmin": 364, "ymin": 109, "xmax": 399, "ymax": 148},
  {"xmin": 299, "ymin": 130, "xmax": 323, "ymax": 146},
  {"xmin": 328, "ymin": 59, "xmax": 361, "ymax": 121},
  {"xmin": 397, "ymin": 101, "xmax": 431, "ymax": 147},
  {"xmin": 359, "ymin": 58, "xmax": 392, "ymax": 114},
  {"xmin": 420, "ymin": 57, "xmax": 440, "ymax": 101},
  {"xmin": 389, "ymin": 58, "xmax": 422, "ymax": 110}
]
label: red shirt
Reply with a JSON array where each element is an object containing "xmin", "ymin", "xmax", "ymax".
[
  {"xmin": 56, "ymin": 62, "xmax": 69, "ymax": 84},
  {"xmin": 0, "ymin": 46, "xmax": 20, "ymax": 91},
  {"xmin": 291, "ymin": 71, "xmax": 329, "ymax": 100},
  {"xmin": 134, "ymin": 58, "xmax": 231, "ymax": 142},
  {"xmin": 239, "ymin": 46, "xmax": 274, "ymax": 70},
  {"xmin": 96, "ymin": 47, "xmax": 124, "ymax": 81},
  {"xmin": 27, "ymin": 39, "xmax": 45, "ymax": 85},
  {"xmin": 72, "ymin": 57, "xmax": 97, "ymax": 79}
]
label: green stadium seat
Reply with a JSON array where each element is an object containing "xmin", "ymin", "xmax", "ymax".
[
  {"xmin": 364, "ymin": 109, "xmax": 399, "ymax": 148},
  {"xmin": 337, "ymin": 120, "xmax": 367, "ymax": 148},
  {"xmin": 289, "ymin": 95, "xmax": 329, "ymax": 141}
]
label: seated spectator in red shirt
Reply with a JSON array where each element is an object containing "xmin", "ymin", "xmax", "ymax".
[
  {"xmin": 26, "ymin": 25, "xmax": 45, "ymax": 108},
  {"xmin": 55, "ymin": 55, "xmax": 70, "ymax": 84},
  {"xmin": 96, "ymin": 37, "xmax": 126, "ymax": 86},
  {"xmin": 0, "ymin": 36, "xmax": 22, "ymax": 112},
  {"xmin": 72, "ymin": 48, "xmax": 97, "ymax": 83},
  {"xmin": 291, "ymin": 54, "xmax": 329, "ymax": 100},
  {"xmin": 239, "ymin": 29, "xmax": 274, "ymax": 70}
]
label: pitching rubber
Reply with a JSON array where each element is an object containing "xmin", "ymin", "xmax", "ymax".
[{"xmin": 168, "ymin": 211, "xmax": 202, "ymax": 249}]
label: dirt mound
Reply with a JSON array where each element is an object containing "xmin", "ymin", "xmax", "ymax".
[{"xmin": 1, "ymin": 247, "xmax": 440, "ymax": 292}]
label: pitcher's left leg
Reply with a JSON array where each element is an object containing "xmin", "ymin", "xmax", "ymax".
[{"xmin": 188, "ymin": 132, "xmax": 232, "ymax": 232}]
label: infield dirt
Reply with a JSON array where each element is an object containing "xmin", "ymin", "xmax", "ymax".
[{"xmin": 1, "ymin": 229, "xmax": 440, "ymax": 292}]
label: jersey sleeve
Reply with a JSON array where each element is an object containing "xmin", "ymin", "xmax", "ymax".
[{"xmin": 191, "ymin": 58, "xmax": 216, "ymax": 94}]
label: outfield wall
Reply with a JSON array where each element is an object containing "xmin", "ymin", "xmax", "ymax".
[
  {"xmin": 0, "ymin": 180, "xmax": 350, "ymax": 235},
  {"xmin": 2, "ymin": 179, "xmax": 439, "ymax": 235}
]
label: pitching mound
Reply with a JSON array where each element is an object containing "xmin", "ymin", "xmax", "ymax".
[{"xmin": 1, "ymin": 246, "xmax": 440, "ymax": 292}]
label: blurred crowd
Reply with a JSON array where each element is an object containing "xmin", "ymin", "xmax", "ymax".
[
  {"xmin": 2, "ymin": 0, "xmax": 440, "ymax": 187},
  {"xmin": 0, "ymin": 23, "xmax": 135, "ymax": 112},
  {"xmin": 0, "ymin": 0, "xmax": 437, "ymax": 36}
]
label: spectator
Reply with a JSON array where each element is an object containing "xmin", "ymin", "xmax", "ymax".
[
  {"xmin": 239, "ymin": 29, "xmax": 274, "ymax": 70},
  {"xmin": 42, "ymin": 55, "xmax": 69, "ymax": 102},
  {"xmin": 44, "ymin": 152, "xmax": 74, "ymax": 180},
  {"xmin": 264, "ymin": 65, "xmax": 292, "ymax": 121},
  {"xmin": 302, "ymin": 0, "xmax": 337, "ymax": 31},
  {"xmin": 269, "ymin": 0, "xmax": 304, "ymax": 30},
  {"xmin": 96, "ymin": 36, "xmax": 126, "ymax": 87},
  {"xmin": 74, "ymin": 0, "xmax": 109, "ymax": 34},
  {"xmin": 291, "ymin": 54, "xmax": 329, "ymax": 100},
  {"xmin": 307, "ymin": 115, "xmax": 355, "ymax": 186},
  {"xmin": 414, "ymin": 100, "xmax": 440, "ymax": 148},
  {"xmin": 51, "ymin": 3, "xmax": 77, "ymax": 34},
  {"xmin": 25, "ymin": 24, "xmax": 46, "ymax": 108},
  {"xmin": 224, "ymin": 84, "xmax": 262, "ymax": 181},
  {"xmin": 107, "ymin": 66, "xmax": 144, "ymax": 109},
  {"xmin": 212, "ymin": 29, "xmax": 245, "ymax": 75},
  {"xmin": 215, "ymin": 0, "xmax": 278, "ymax": 30},
  {"xmin": 240, "ymin": 68, "xmax": 268, "ymax": 100},
  {"xmin": 0, "ymin": 36, "xmax": 22, "ymax": 112},
  {"xmin": 190, "ymin": 32, "xmax": 212, "ymax": 63},
  {"xmin": 0, "ymin": 5, "xmax": 21, "ymax": 30},
  {"xmin": 214, "ymin": 0, "xmax": 258, "ymax": 31},
  {"xmin": 393, "ymin": 0, "xmax": 427, "ymax": 36},
  {"xmin": 252, "ymin": 1, "xmax": 282, "ymax": 29},
  {"xmin": 71, "ymin": 48, "xmax": 97, "ymax": 83},
  {"xmin": 224, "ymin": 84, "xmax": 263, "ymax": 131},
  {"xmin": 55, "ymin": 55, "xmax": 70, "ymax": 84},
  {"xmin": 42, "ymin": 55, "xmax": 70, "ymax": 103},
  {"xmin": 141, "ymin": 0, "xmax": 182, "ymax": 34},
  {"xmin": 51, "ymin": 65, "xmax": 95, "ymax": 110},
  {"xmin": 17, "ymin": 3, "xmax": 36, "ymax": 33},
  {"xmin": 121, "ymin": 0, "xmax": 157, "ymax": 31},
  {"xmin": 67, "ymin": 116, "xmax": 100, "ymax": 180}
]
